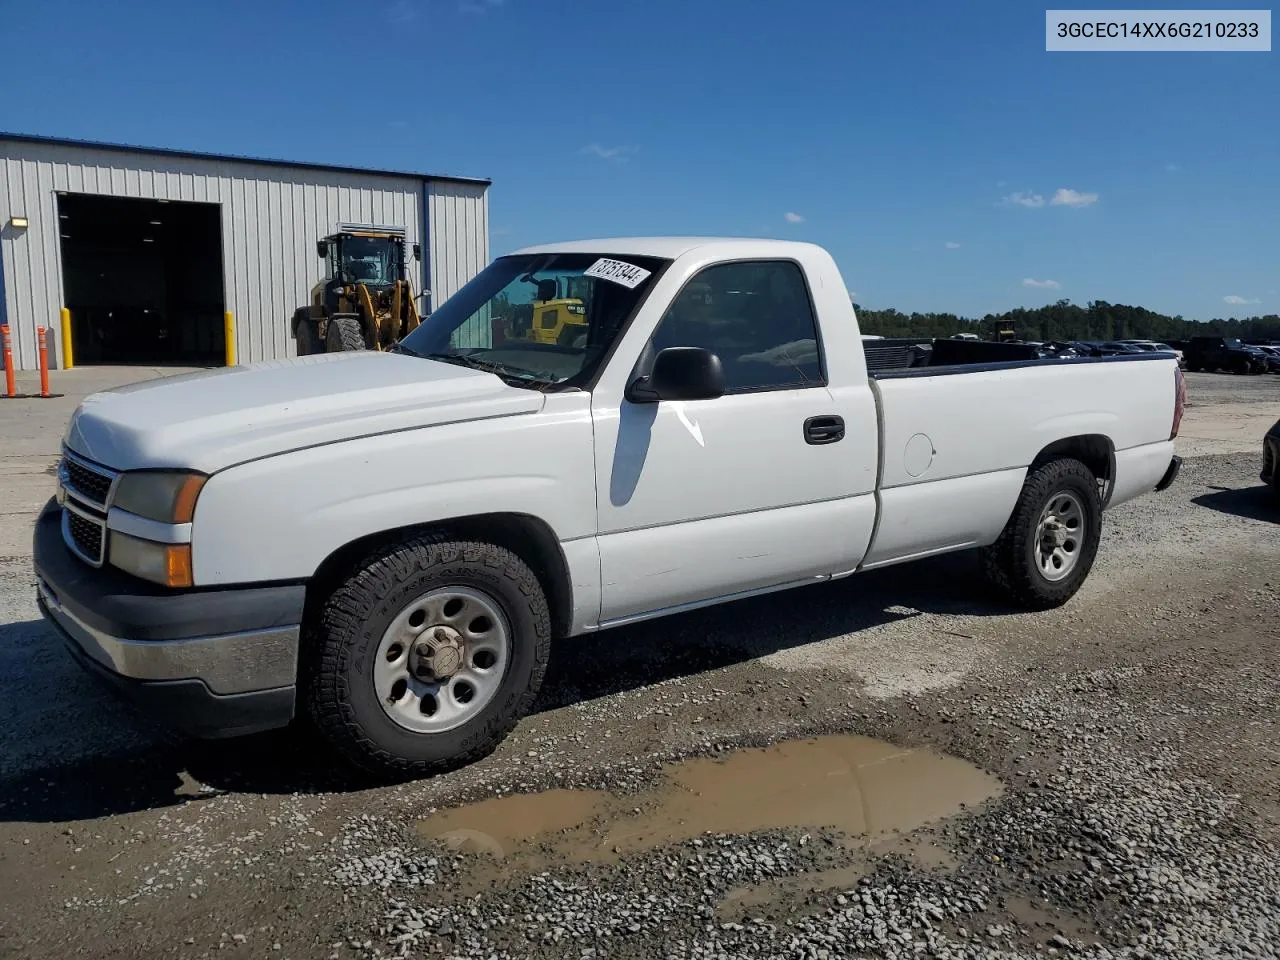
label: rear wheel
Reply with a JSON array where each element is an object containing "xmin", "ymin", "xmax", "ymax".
[
  {"xmin": 981, "ymin": 458, "xmax": 1102, "ymax": 610},
  {"xmin": 304, "ymin": 534, "xmax": 551, "ymax": 780},
  {"xmin": 294, "ymin": 313, "xmax": 320, "ymax": 356},
  {"xmin": 325, "ymin": 315, "xmax": 366, "ymax": 352}
]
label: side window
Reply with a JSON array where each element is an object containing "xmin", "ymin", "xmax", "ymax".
[{"xmin": 649, "ymin": 260, "xmax": 824, "ymax": 393}]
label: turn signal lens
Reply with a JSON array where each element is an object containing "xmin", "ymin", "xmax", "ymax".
[{"xmin": 165, "ymin": 544, "xmax": 194, "ymax": 588}]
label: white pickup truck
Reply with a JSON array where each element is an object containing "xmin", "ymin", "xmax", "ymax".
[{"xmin": 35, "ymin": 238, "xmax": 1185, "ymax": 777}]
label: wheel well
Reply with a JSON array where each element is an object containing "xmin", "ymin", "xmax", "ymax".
[
  {"xmin": 1031, "ymin": 435, "xmax": 1115, "ymax": 504},
  {"xmin": 305, "ymin": 514, "xmax": 573, "ymax": 638}
]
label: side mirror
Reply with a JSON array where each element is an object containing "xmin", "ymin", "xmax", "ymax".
[
  {"xmin": 316, "ymin": 240, "xmax": 328, "ymax": 258},
  {"xmin": 626, "ymin": 346, "xmax": 726, "ymax": 403},
  {"xmin": 412, "ymin": 243, "xmax": 421, "ymax": 262}
]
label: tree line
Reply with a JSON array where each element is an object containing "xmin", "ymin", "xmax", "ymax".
[{"xmin": 853, "ymin": 298, "xmax": 1280, "ymax": 343}]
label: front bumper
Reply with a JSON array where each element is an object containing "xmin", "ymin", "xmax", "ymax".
[{"xmin": 33, "ymin": 500, "xmax": 306, "ymax": 739}]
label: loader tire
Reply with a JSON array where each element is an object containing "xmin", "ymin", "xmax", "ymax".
[
  {"xmin": 303, "ymin": 533, "xmax": 551, "ymax": 781},
  {"xmin": 325, "ymin": 315, "xmax": 366, "ymax": 352},
  {"xmin": 981, "ymin": 457, "xmax": 1102, "ymax": 611},
  {"xmin": 294, "ymin": 314, "xmax": 320, "ymax": 356}
]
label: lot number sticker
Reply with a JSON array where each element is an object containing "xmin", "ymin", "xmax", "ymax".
[{"xmin": 584, "ymin": 258, "xmax": 652, "ymax": 289}]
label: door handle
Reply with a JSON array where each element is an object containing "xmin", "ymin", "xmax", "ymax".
[{"xmin": 804, "ymin": 415, "xmax": 845, "ymax": 445}]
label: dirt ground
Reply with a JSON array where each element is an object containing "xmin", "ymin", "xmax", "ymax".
[{"xmin": 0, "ymin": 369, "xmax": 1277, "ymax": 959}]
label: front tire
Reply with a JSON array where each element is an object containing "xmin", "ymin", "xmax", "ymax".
[
  {"xmin": 304, "ymin": 534, "xmax": 551, "ymax": 780},
  {"xmin": 325, "ymin": 315, "xmax": 366, "ymax": 352},
  {"xmin": 981, "ymin": 458, "xmax": 1102, "ymax": 610}
]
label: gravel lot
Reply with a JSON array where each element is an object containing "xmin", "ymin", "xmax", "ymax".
[{"xmin": 0, "ymin": 370, "xmax": 1277, "ymax": 960}]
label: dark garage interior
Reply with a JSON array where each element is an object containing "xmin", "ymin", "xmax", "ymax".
[{"xmin": 57, "ymin": 193, "xmax": 225, "ymax": 365}]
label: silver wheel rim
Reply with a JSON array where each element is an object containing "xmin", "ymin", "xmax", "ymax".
[
  {"xmin": 1035, "ymin": 491, "xmax": 1085, "ymax": 582},
  {"xmin": 373, "ymin": 587, "xmax": 511, "ymax": 734}
]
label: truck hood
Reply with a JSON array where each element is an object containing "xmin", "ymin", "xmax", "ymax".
[{"xmin": 64, "ymin": 352, "xmax": 546, "ymax": 474}]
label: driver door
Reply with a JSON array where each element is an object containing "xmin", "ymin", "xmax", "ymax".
[{"xmin": 590, "ymin": 258, "xmax": 877, "ymax": 625}]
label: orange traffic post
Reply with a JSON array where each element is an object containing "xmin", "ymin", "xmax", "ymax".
[
  {"xmin": 1, "ymin": 325, "xmax": 14, "ymax": 398},
  {"xmin": 38, "ymin": 327, "xmax": 51, "ymax": 397}
]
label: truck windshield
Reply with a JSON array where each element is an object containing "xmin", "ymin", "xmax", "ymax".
[{"xmin": 398, "ymin": 252, "xmax": 669, "ymax": 387}]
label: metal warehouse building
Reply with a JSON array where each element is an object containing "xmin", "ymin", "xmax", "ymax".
[{"xmin": 0, "ymin": 133, "xmax": 490, "ymax": 370}]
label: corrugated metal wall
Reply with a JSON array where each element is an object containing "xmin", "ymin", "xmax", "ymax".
[
  {"xmin": 427, "ymin": 179, "xmax": 491, "ymax": 347},
  {"xmin": 0, "ymin": 139, "xmax": 487, "ymax": 370}
]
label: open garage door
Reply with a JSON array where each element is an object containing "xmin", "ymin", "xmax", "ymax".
[{"xmin": 57, "ymin": 193, "xmax": 224, "ymax": 365}]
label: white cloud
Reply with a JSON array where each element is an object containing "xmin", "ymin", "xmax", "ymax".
[
  {"xmin": 1023, "ymin": 278, "xmax": 1061, "ymax": 289},
  {"xmin": 944, "ymin": 241, "xmax": 961, "ymax": 249},
  {"xmin": 580, "ymin": 143, "xmax": 637, "ymax": 162},
  {"xmin": 1003, "ymin": 191, "xmax": 1045, "ymax": 208},
  {"xmin": 784, "ymin": 212, "xmax": 805, "ymax": 223},
  {"xmin": 1223, "ymin": 295, "xmax": 1260, "ymax": 305},
  {"xmin": 1049, "ymin": 188, "xmax": 1099, "ymax": 207}
]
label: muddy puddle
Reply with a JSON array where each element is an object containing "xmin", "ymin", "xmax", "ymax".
[{"xmin": 418, "ymin": 735, "xmax": 1000, "ymax": 867}]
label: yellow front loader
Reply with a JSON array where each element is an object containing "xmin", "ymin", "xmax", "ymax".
[{"xmin": 291, "ymin": 229, "xmax": 424, "ymax": 354}]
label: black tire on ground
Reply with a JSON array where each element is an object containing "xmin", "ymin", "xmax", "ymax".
[
  {"xmin": 980, "ymin": 457, "xmax": 1103, "ymax": 610},
  {"xmin": 294, "ymin": 313, "xmax": 320, "ymax": 356},
  {"xmin": 303, "ymin": 534, "xmax": 552, "ymax": 780},
  {"xmin": 325, "ymin": 315, "xmax": 366, "ymax": 352}
]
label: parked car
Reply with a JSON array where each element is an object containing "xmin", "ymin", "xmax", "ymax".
[
  {"xmin": 1250, "ymin": 345, "xmax": 1280, "ymax": 373},
  {"xmin": 1120, "ymin": 340, "xmax": 1183, "ymax": 364},
  {"xmin": 1183, "ymin": 336, "xmax": 1268, "ymax": 374},
  {"xmin": 34, "ymin": 237, "xmax": 1186, "ymax": 778}
]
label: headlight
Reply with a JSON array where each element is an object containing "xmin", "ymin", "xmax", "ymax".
[
  {"xmin": 113, "ymin": 471, "xmax": 207, "ymax": 524},
  {"xmin": 108, "ymin": 531, "xmax": 193, "ymax": 588}
]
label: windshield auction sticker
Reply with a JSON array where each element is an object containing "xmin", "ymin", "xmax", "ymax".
[{"xmin": 584, "ymin": 258, "xmax": 652, "ymax": 289}]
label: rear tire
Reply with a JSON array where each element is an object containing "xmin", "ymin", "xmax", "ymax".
[
  {"xmin": 294, "ymin": 313, "xmax": 320, "ymax": 356},
  {"xmin": 304, "ymin": 534, "xmax": 551, "ymax": 780},
  {"xmin": 325, "ymin": 315, "xmax": 366, "ymax": 352},
  {"xmin": 981, "ymin": 458, "xmax": 1102, "ymax": 610}
]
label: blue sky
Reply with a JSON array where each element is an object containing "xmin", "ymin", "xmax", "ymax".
[{"xmin": 2, "ymin": 0, "xmax": 1276, "ymax": 320}]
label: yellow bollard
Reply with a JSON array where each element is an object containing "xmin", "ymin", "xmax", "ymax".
[
  {"xmin": 223, "ymin": 311, "xmax": 236, "ymax": 366},
  {"xmin": 60, "ymin": 307, "xmax": 74, "ymax": 369}
]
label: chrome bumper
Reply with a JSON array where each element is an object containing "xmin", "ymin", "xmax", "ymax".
[{"xmin": 37, "ymin": 576, "xmax": 298, "ymax": 695}]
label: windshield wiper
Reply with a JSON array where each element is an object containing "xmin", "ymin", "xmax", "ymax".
[{"xmin": 420, "ymin": 352, "xmax": 552, "ymax": 385}]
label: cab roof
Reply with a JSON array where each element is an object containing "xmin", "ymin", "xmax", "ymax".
[{"xmin": 506, "ymin": 237, "xmax": 826, "ymax": 261}]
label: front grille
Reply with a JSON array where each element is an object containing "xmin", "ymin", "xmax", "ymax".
[
  {"xmin": 63, "ymin": 508, "xmax": 105, "ymax": 565},
  {"xmin": 61, "ymin": 454, "xmax": 117, "ymax": 509}
]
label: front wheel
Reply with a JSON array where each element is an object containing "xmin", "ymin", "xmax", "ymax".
[
  {"xmin": 304, "ymin": 534, "xmax": 552, "ymax": 780},
  {"xmin": 981, "ymin": 458, "xmax": 1103, "ymax": 610},
  {"xmin": 325, "ymin": 315, "xmax": 366, "ymax": 352}
]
